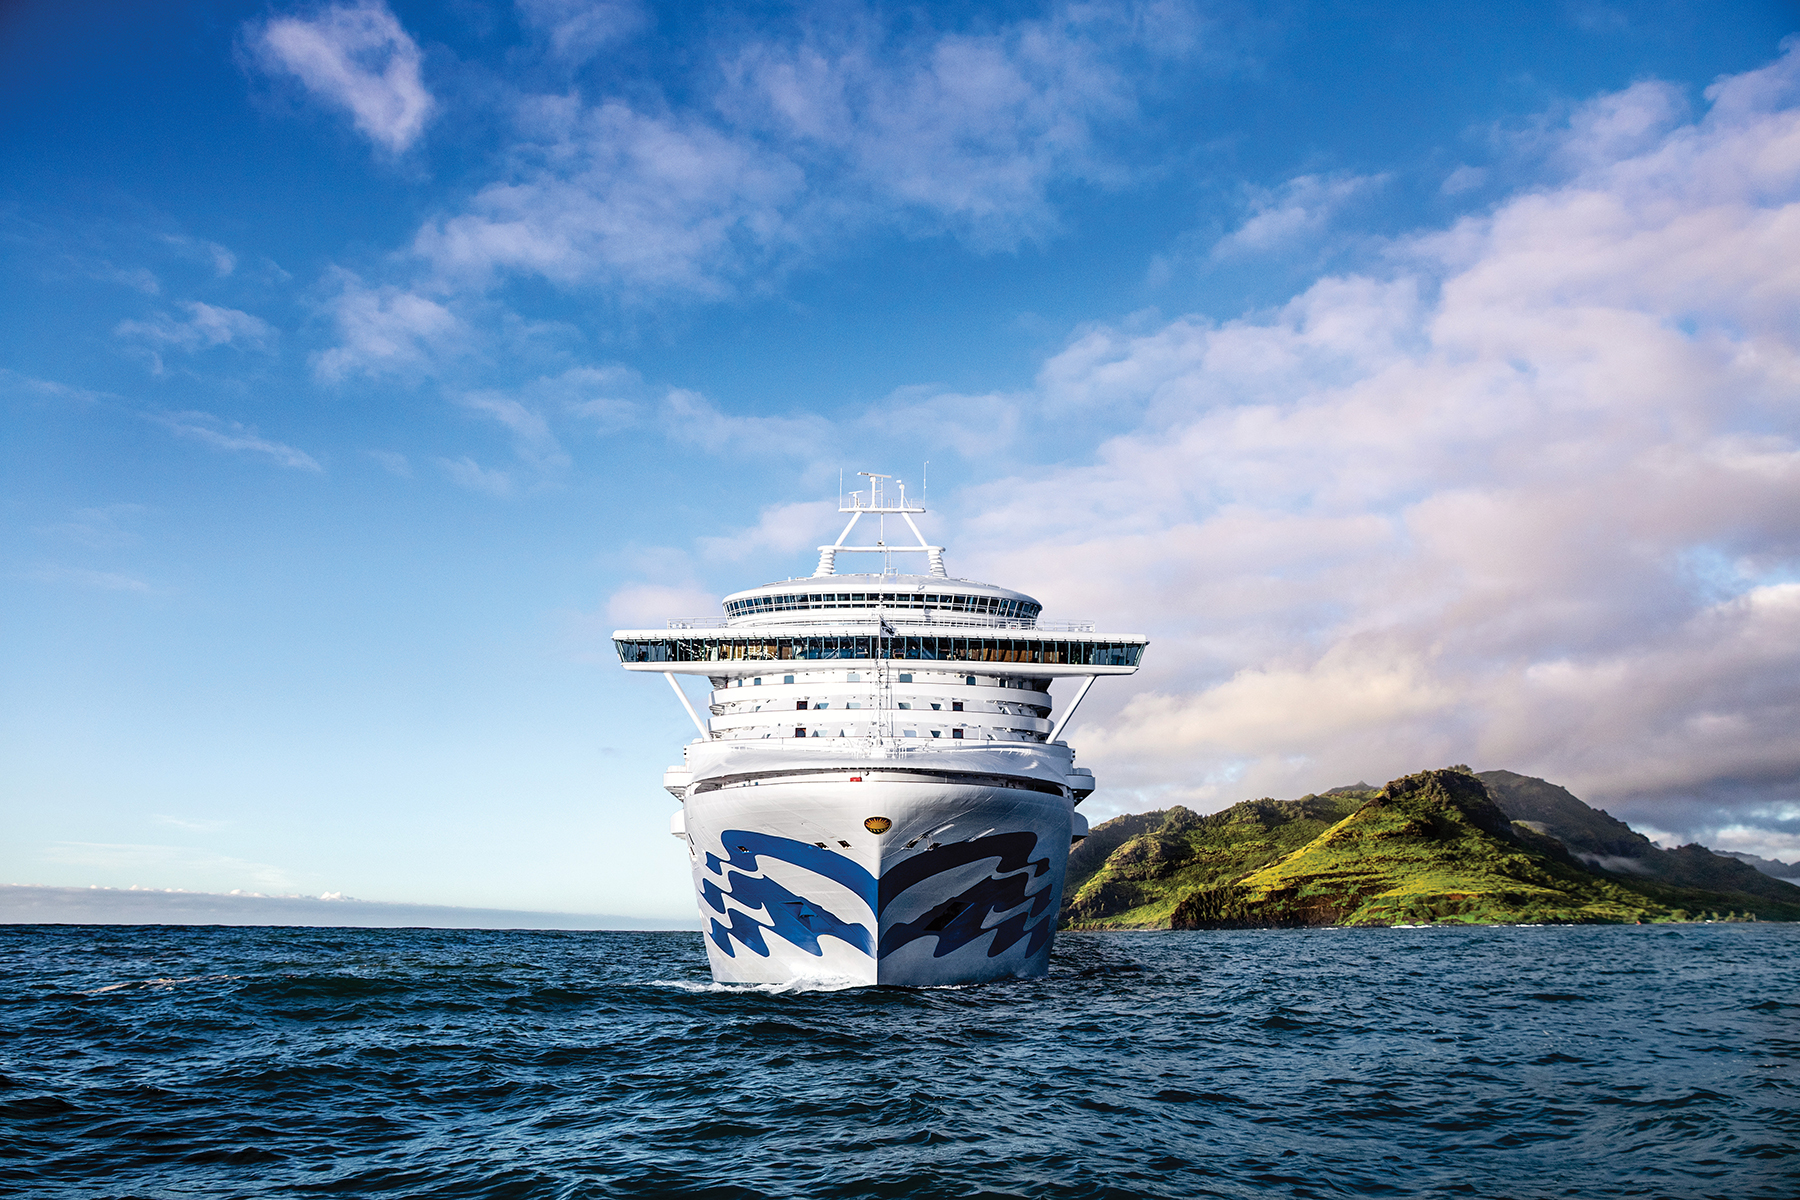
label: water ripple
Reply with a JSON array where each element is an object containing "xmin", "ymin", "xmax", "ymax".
[{"xmin": 2, "ymin": 924, "xmax": 1797, "ymax": 1198}]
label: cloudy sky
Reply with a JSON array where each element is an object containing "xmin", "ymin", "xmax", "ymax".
[{"xmin": 4, "ymin": 0, "xmax": 1798, "ymax": 920}]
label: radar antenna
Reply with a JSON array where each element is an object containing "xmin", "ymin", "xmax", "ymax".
[{"xmin": 814, "ymin": 471, "xmax": 946, "ymax": 578}]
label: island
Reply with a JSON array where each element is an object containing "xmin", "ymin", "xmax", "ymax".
[{"xmin": 1060, "ymin": 768, "xmax": 1800, "ymax": 928}]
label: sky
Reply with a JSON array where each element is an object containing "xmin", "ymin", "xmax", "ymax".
[{"xmin": 4, "ymin": 0, "xmax": 1799, "ymax": 921}]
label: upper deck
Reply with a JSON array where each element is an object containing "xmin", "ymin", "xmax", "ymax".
[
  {"xmin": 613, "ymin": 473, "xmax": 1146, "ymax": 679},
  {"xmin": 719, "ymin": 572, "xmax": 1043, "ymax": 628}
]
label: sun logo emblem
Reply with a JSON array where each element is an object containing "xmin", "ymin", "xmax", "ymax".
[{"xmin": 864, "ymin": 817, "xmax": 893, "ymax": 835}]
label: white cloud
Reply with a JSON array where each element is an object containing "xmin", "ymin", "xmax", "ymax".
[
  {"xmin": 115, "ymin": 301, "xmax": 275, "ymax": 360},
  {"xmin": 150, "ymin": 411, "xmax": 322, "ymax": 471},
  {"xmin": 946, "ymin": 43, "xmax": 1800, "ymax": 845},
  {"xmin": 367, "ymin": 449, "xmax": 412, "ymax": 476},
  {"xmin": 605, "ymin": 581, "xmax": 720, "ymax": 629},
  {"xmin": 1211, "ymin": 171, "xmax": 1387, "ymax": 259},
  {"xmin": 721, "ymin": 3, "xmax": 1166, "ymax": 248},
  {"xmin": 0, "ymin": 369, "xmax": 108, "ymax": 406},
  {"xmin": 313, "ymin": 271, "xmax": 459, "ymax": 380},
  {"xmin": 162, "ymin": 234, "xmax": 238, "ymax": 277},
  {"xmin": 458, "ymin": 392, "xmax": 570, "ymax": 472},
  {"xmin": 698, "ymin": 500, "xmax": 841, "ymax": 564},
  {"xmin": 1441, "ymin": 165, "xmax": 1487, "ymax": 195},
  {"xmin": 412, "ymin": 2, "xmax": 1215, "ymax": 296},
  {"xmin": 435, "ymin": 454, "xmax": 512, "ymax": 495},
  {"xmin": 552, "ymin": 365, "xmax": 643, "ymax": 432},
  {"xmin": 415, "ymin": 98, "xmax": 805, "ymax": 295},
  {"xmin": 660, "ymin": 388, "xmax": 835, "ymax": 458},
  {"xmin": 516, "ymin": 0, "xmax": 647, "ymax": 62},
  {"xmin": 255, "ymin": 1, "xmax": 434, "ymax": 153}
]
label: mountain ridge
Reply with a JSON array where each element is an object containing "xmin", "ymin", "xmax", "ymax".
[{"xmin": 1062, "ymin": 768, "xmax": 1800, "ymax": 929}]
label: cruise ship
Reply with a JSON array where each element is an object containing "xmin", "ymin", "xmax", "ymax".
[{"xmin": 613, "ymin": 475, "xmax": 1146, "ymax": 986}]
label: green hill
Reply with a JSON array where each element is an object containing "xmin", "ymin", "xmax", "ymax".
[
  {"xmin": 1062, "ymin": 790, "xmax": 1369, "ymax": 929},
  {"xmin": 1478, "ymin": 769, "xmax": 1800, "ymax": 905},
  {"xmin": 1060, "ymin": 767, "xmax": 1800, "ymax": 929}
]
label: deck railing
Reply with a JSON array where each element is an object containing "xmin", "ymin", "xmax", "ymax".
[{"xmin": 666, "ymin": 616, "xmax": 1095, "ymax": 632}]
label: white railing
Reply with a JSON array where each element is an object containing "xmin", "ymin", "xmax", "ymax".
[{"xmin": 668, "ymin": 615, "xmax": 1094, "ymax": 632}]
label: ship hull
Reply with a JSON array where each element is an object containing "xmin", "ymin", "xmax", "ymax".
[{"xmin": 683, "ymin": 775, "xmax": 1073, "ymax": 987}]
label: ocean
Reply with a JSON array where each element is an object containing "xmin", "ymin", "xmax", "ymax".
[{"xmin": 3, "ymin": 923, "xmax": 1796, "ymax": 1199}]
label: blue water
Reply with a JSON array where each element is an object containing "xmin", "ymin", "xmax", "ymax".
[{"xmin": 3, "ymin": 924, "xmax": 1797, "ymax": 1199}]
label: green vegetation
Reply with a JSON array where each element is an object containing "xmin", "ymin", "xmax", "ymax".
[
  {"xmin": 1062, "ymin": 789, "xmax": 1368, "ymax": 929},
  {"xmin": 1061, "ymin": 768, "xmax": 1800, "ymax": 930}
]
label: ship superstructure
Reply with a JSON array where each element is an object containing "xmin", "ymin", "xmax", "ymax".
[{"xmin": 613, "ymin": 475, "xmax": 1146, "ymax": 986}]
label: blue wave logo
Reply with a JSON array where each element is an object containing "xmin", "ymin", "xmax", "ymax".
[
  {"xmin": 700, "ymin": 829, "xmax": 1056, "ymax": 963},
  {"xmin": 702, "ymin": 832, "xmax": 875, "ymax": 960},
  {"xmin": 878, "ymin": 832, "xmax": 1056, "ymax": 962}
]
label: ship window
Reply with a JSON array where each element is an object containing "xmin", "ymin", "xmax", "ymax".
[
  {"xmin": 795, "ymin": 728, "xmax": 805, "ymax": 737},
  {"xmin": 846, "ymin": 702, "xmax": 861, "ymax": 709},
  {"xmin": 814, "ymin": 702, "xmax": 828, "ymax": 709},
  {"xmin": 931, "ymin": 730, "xmax": 941, "ymax": 738},
  {"xmin": 783, "ymin": 675, "xmax": 794, "ymax": 684},
  {"xmin": 904, "ymin": 729, "xmax": 916, "ymax": 737},
  {"xmin": 952, "ymin": 701, "xmax": 963, "ymax": 712},
  {"xmin": 931, "ymin": 703, "xmax": 941, "ymax": 710},
  {"xmin": 613, "ymin": 635, "xmax": 1139, "ymax": 667},
  {"xmin": 898, "ymin": 673, "xmax": 912, "ymax": 683},
  {"xmin": 753, "ymin": 678, "xmax": 761, "ymax": 685},
  {"xmin": 952, "ymin": 728, "xmax": 964, "ymax": 739},
  {"xmin": 898, "ymin": 702, "xmax": 911, "ymax": 710},
  {"xmin": 965, "ymin": 676, "xmax": 976, "ymax": 685},
  {"xmin": 796, "ymin": 700, "xmax": 807, "ymax": 710},
  {"xmin": 847, "ymin": 672, "xmax": 860, "ymax": 682}
]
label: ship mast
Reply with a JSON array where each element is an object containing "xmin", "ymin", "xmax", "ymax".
[{"xmin": 813, "ymin": 472, "xmax": 946, "ymax": 578}]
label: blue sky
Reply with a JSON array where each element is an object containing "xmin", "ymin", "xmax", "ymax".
[{"xmin": 5, "ymin": 0, "xmax": 1799, "ymax": 919}]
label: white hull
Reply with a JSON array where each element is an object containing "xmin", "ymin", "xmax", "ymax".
[{"xmin": 682, "ymin": 771, "xmax": 1074, "ymax": 986}]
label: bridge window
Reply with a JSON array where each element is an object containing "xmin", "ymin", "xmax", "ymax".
[{"xmin": 613, "ymin": 636, "xmax": 1143, "ymax": 668}]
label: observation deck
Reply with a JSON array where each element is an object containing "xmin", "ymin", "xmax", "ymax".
[{"xmin": 613, "ymin": 473, "xmax": 1146, "ymax": 745}]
